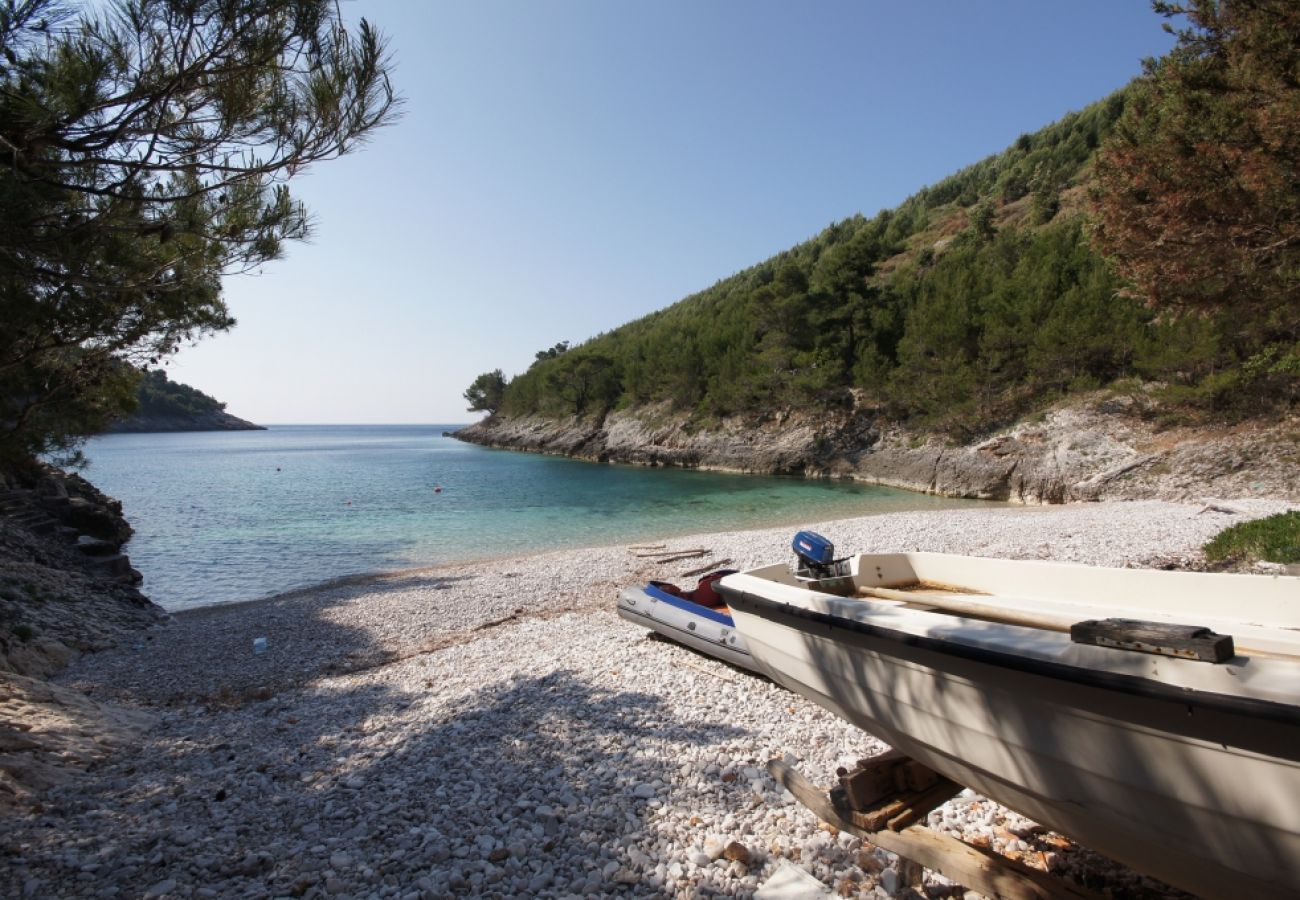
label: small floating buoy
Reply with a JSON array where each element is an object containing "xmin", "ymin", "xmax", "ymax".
[
  {"xmin": 433, "ymin": 484, "xmax": 442, "ymax": 493},
  {"xmin": 345, "ymin": 499, "xmax": 352, "ymax": 506}
]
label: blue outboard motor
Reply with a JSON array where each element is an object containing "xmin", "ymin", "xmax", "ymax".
[{"xmin": 792, "ymin": 530, "xmax": 850, "ymax": 580}]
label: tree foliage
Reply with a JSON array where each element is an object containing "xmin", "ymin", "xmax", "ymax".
[
  {"xmin": 494, "ymin": 98, "xmax": 1137, "ymax": 429},
  {"xmin": 464, "ymin": 369, "xmax": 506, "ymax": 413},
  {"xmin": 1092, "ymin": 0, "xmax": 1300, "ymax": 325},
  {"xmin": 1091, "ymin": 0, "xmax": 1300, "ymax": 412},
  {"xmin": 136, "ymin": 368, "xmax": 226, "ymax": 419},
  {"xmin": 0, "ymin": 0, "xmax": 398, "ymax": 464},
  {"xmin": 484, "ymin": 4, "xmax": 1300, "ymax": 432}
]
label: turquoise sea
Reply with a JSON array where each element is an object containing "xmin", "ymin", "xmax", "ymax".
[{"xmin": 81, "ymin": 425, "xmax": 997, "ymax": 611}]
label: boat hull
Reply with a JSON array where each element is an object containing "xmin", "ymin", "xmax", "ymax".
[
  {"xmin": 721, "ymin": 557, "xmax": 1300, "ymax": 900},
  {"xmin": 616, "ymin": 585, "xmax": 757, "ymax": 672}
]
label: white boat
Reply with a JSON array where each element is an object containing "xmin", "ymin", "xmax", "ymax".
[
  {"xmin": 617, "ymin": 572, "xmax": 758, "ymax": 672},
  {"xmin": 718, "ymin": 534, "xmax": 1300, "ymax": 900}
]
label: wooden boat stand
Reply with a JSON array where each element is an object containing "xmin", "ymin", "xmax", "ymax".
[{"xmin": 767, "ymin": 755, "xmax": 1102, "ymax": 900}]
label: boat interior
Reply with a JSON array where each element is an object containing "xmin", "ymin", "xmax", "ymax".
[{"xmin": 775, "ymin": 552, "xmax": 1300, "ymax": 661}]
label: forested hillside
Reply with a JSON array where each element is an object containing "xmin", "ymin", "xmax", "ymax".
[
  {"xmin": 475, "ymin": 2, "xmax": 1298, "ymax": 439},
  {"xmin": 107, "ymin": 370, "xmax": 262, "ymax": 433},
  {"xmin": 480, "ymin": 97, "xmax": 1140, "ymax": 436}
]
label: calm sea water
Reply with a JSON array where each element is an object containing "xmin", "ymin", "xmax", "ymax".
[{"xmin": 80, "ymin": 425, "xmax": 995, "ymax": 610}]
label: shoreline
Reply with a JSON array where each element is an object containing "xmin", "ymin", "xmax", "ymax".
[
  {"xmin": 96, "ymin": 498, "xmax": 1292, "ymax": 708},
  {"xmin": 168, "ymin": 492, "xmax": 1019, "ymax": 619},
  {"xmin": 152, "ymin": 484, "xmax": 1007, "ymax": 614},
  {"xmin": 8, "ymin": 499, "xmax": 1294, "ymax": 898}
]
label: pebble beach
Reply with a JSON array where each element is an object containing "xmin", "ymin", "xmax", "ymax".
[{"xmin": 4, "ymin": 499, "xmax": 1293, "ymax": 899}]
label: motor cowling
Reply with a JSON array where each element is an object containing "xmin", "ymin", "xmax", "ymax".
[{"xmin": 792, "ymin": 530, "xmax": 852, "ymax": 582}]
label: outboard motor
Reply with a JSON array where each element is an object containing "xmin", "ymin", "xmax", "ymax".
[{"xmin": 792, "ymin": 530, "xmax": 851, "ymax": 581}]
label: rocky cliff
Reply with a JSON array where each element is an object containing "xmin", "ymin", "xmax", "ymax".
[
  {"xmin": 0, "ymin": 466, "xmax": 166, "ymax": 678},
  {"xmin": 456, "ymin": 396, "xmax": 1300, "ymax": 504},
  {"xmin": 0, "ymin": 466, "xmax": 166, "ymax": 804}
]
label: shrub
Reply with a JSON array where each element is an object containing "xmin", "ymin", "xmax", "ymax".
[{"xmin": 1204, "ymin": 512, "xmax": 1300, "ymax": 565}]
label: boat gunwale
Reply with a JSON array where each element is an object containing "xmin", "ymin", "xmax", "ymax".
[{"xmin": 723, "ymin": 586, "xmax": 1300, "ymax": 730}]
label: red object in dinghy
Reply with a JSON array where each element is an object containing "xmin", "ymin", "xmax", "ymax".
[{"xmin": 650, "ymin": 570, "xmax": 736, "ymax": 609}]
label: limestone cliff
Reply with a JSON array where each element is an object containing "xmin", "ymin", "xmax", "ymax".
[{"xmin": 456, "ymin": 397, "xmax": 1300, "ymax": 504}]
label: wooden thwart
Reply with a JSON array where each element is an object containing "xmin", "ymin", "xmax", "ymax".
[{"xmin": 768, "ymin": 759, "xmax": 1102, "ymax": 900}]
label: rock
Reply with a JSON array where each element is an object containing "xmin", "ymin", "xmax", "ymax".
[
  {"xmin": 142, "ymin": 879, "xmax": 176, "ymax": 899},
  {"xmin": 456, "ymin": 400, "xmax": 1300, "ymax": 504},
  {"xmin": 879, "ymin": 867, "xmax": 900, "ymax": 895},
  {"xmin": 755, "ymin": 860, "xmax": 834, "ymax": 899},
  {"xmin": 632, "ymin": 783, "xmax": 656, "ymax": 800},
  {"xmin": 627, "ymin": 847, "xmax": 653, "ymax": 869},
  {"xmin": 703, "ymin": 836, "xmax": 727, "ymax": 860},
  {"xmin": 723, "ymin": 840, "xmax": 751, "ymax": 865}
]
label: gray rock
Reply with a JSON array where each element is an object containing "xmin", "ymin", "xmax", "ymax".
[{"xmin": 142, "ymin": 879, "xmax": 177, "ymax": 899}]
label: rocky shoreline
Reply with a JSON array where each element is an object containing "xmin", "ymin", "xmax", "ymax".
[
  {"xmin": 0, "ymin": 467, "xmax": 167, "ymax": 808},
  {"xmin": 456, "ymin": 397, "xmax": 1300, "ymax": 505},
  {"xmin": 3, "ymin": 497, "xmax": 1295, "ymax": 898}
]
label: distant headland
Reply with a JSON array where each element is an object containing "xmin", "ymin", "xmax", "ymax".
[{"xmin": 107, "ymin": 369, "xmax": 264, "ymax": 434}]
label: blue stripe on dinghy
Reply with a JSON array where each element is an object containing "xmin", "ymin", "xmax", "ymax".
[{"xmin": 643, "ymin": 584, "xmax": 736, "ymax": 626}]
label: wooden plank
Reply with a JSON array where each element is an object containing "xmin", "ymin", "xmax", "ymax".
[
  {"xmin": 1070, "ymin": 618, "xmax": 1235, "ymax": 662},
  {"xmin": 847, "ymin": 777, "xmax": 961, "ymax": 832},
  {"xmin": 768, "ymin": 759, "xmax": 1103, "ymax": 900},
  {"xmin": 838, "ymin": 749, "xmax": 907, "ymax": 809},
  {"xmin": 884, "ymin": 779, "xmax": 964, "ymax": 832},
  {"xmin": 839, "ymin": 752, "xmax": 946, "ymax": 812}
]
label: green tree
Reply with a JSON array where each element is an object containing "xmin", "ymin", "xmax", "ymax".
[
  {"xmin": 1092, "ymin": 0, "xmax": 1300, "ymax": 328},
  {"xmin": 464, "ymin": 369, "xmax": 507, "ymax": 413},
  {"xmin": 534, "ymin": 341, "xmax": 570, "ymax": 361},
  {"xmin": 0, "ymin": 0, "xmax": 398, "ymax": 465}
]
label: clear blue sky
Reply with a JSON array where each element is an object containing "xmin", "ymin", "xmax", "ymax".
[{"xmin": 168, "ymin": 0, "xmax": 1176, "ymax": 424}]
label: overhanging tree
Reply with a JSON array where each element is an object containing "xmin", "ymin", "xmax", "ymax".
[
  {"xmin": 0, "ymin": 0, "xmax": 399, "ymax": 465},
  {"xmin": 1091, "ymin": 0, "xmax": 1300, "ymax": 328}
]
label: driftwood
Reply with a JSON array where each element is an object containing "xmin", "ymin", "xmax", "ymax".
[
  {"xmin": 650, "ymin": 550, "xmax": 709, "ymax": 563},
  {"xmin": 681, "ymin": 558, "xmax": 733, "ymax": 577},
  {"xmin": 631, "ymin": 547, "xmax": 708, "ymax": 559},
  {"xmin": 1197, "ymin": 503, "xmax": 1241, "ymax": 515},
  {"xmin": 678, "ymin": 658, "xmax": 737, "ymax": 683}
]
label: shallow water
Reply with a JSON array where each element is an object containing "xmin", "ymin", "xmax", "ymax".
[{"xmin": 81, "ymin": 424, "xmax": 1000, "ymax": 610}]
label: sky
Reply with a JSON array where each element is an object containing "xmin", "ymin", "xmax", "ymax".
[{"xmin": 167, "ymin": 1, "xmax": 1177, "ymax": 425}]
